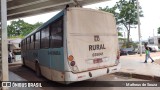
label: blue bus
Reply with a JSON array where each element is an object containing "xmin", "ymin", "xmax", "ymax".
[{"xmin": 21, "ymin": 7, "xmax": 120, "ymax": 84}]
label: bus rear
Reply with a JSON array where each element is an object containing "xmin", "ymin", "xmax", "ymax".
[{"xmin": 65, "ymin": 8, "xmax": 120, "ymax": 82}]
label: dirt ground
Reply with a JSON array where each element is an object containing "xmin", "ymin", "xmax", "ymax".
[{"xmin": 155, "ymin": 59, "xmax": 160, "ymax": 65}]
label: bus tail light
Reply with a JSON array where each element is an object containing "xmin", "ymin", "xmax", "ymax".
[
  {"xmin": 68, "ymin": 55, "xmax": 74, "ymax": 61},
  {"xmin": 70, "ymin": 61, "xmax": 79, "ymax": 72},
  {"xmin": 70, "ymin": 61, "xmax": 75, "ymax": 66},
  {"xmin": 115, "ymin": 50, "xmax": 120, "ymax": 65},
  {"xmin": 117, "ymin": 50, "xmax": 120, "ymax": 60},
  {"xmin": 68, "ymin": 55, "xmax": 79, "ymax": 72}
]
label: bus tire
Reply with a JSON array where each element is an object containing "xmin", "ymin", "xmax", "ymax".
[{"xmin": 35, "ymin": 61, "xmax": 41, "ymax": 77}]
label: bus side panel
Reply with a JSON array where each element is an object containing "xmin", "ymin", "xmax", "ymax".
[
  {"xmin": 25, "ymin": 50, "xmax": 35, "ymax": 70},
  {"xmin": 24, "ymin": 51, "xmax": 35, "ymax": 70},
  {"xmin": 38, "ymin": 49, "xmax": 52, "ymax": 80},
  {"xmin": 50, "ymin": 48, "xmax": 64, "ymax": 71},
  {"xmin": 50, "ymin": 48, "xmax": 65, "ymax": 81},
  {"xmin": 28, "ymin": 50, "xmax": 36, "ymax": 70},
  {"xmin": 38, "ymin": 49, "xmax": 50, "ymax": 67}
]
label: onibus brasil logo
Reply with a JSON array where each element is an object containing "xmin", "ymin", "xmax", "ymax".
[{"xmin": 2, "ymin": 82, "xmax": 42, "ymax": 87}]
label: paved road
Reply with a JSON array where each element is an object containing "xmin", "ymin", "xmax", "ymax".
[{"xmin": 8, "ymin": 65, "xmax": 160, "ymax": 90}]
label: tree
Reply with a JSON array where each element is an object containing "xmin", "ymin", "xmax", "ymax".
[
  {"xmin": 116, "ymin": 0, "xmax": 143, "ymax": 47},
  {"xmin": 7, "ymin": 19, "xmax": 43, "ymax": 38},
  {"xmin": 99, "ymin": 6, "xmax": 123, "ymax": 37},
  {"xmin": 100, "ymin": 0, "xmax": 143, "ymax": 47},
  {"xmin": 20, "ymin": 22, "xmax": 43, "ymax": 36},
  {"xmin": 118, "ymin": 32, "xmax": 123, "ymax": 36}
]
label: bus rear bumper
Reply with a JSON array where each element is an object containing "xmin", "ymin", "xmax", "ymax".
[{"xmin": 65, "ymin": 63, "xmax": 121, "ymax": 84}]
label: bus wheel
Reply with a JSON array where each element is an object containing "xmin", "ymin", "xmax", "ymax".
[{"xmin": 35, "ymin": 62, "xmax": 41, "ymax": 77}]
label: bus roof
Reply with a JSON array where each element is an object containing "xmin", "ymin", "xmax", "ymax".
[
  {"xmin": 22, "ymin": 7, "xmax": 114, "ymax": 41},
  {"xmin": 22, "ymin": 9, "xmax": 64, "ymax": 40}
]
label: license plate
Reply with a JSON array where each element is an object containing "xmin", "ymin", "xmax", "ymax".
[{"xmin": 93, "ymin": 58, "xmax": 103, "ymax": 64}]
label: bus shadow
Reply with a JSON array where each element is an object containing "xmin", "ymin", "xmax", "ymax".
[{"xmin": 9, "ymin": 65, "xmax": 114, "ymax": 87}]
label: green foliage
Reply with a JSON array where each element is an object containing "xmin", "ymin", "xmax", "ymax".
[
  {"xmin": 99, "ymin": 6, "xmax": 122, "ymax": 36},
  {"xmin": 7, "ymin": 19, "xmax": 43, "ymax": 38},
  {"xmin": 116, "ymin": 0, "xmax": 143, "ymax": 25},
  {"xmin": 8, "ymin": 35, "xmax": 24, "ymax": 39},
  {"xmin": 129, "ymin": 41, "xmax": 138, "ymax": 48},
  {"xmin": 99, "ymin": 0, "xmax": 143, "ymax": 48},
  {"xmin": 120, "ymin": 38, "xmax": 137, "ymax": 48},
  {"xmin": 99, "ymin": 6, "xmax": 119, "ymax": 23},
  {"xmin": 118, "ymin": 32, "xmax": 123, "ymax": 36}
]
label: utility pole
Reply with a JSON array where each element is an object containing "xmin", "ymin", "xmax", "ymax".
[
  {"xmin": 153, "ymin": 29, "xmax": 155, "ymax": 37},
  {"xmin": 1, "ymin": 0, "xmax": 9, "ymax": 90},
  {"xmin": 137, "ymin": 0, "xmax": 142, "ymax": 56},
  {"xmin": 153, "ymin": 29, "xmax": 155, "ymax": 45}
]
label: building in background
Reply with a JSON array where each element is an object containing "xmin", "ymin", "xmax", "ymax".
[
  {"xmin": 148, "ymin": 36, "xmax": 160, "ymax": 47},
  {"xmin": 8, "ymin": 38, "xmax": 22, "ymax": 62}
]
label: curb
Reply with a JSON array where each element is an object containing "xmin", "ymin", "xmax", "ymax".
[
  {"xmin": 132, "ymin": 74, "xmax": 153, "ymax": 80},
  {"xmin": 9, "ymin": 63, "xmax": 23, "ymax": 66},
  {"xmin": 115, "ymin": 72, "xmax": 160, "ymax": 81},
  {"xmin": 154, "ymin": 76, "xmax": 160, "ymax": 81},
  {"xmin": 114, "ymin": 72, "xmax": 132, "ymax": 77}
]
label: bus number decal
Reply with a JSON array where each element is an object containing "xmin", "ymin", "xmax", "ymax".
[
  {"xmin": 48, "ymin": 51, "xmax": 61, "ymax": 55},
  {"xmin": 33, "ymin": 53, "xmax": 38, "ymax": 58},
  {"xmin": 89, "ymin": 44, "xmax": 106, "ymax": 51},
  {"xmin": 92, "ymin": 52, "xmax": 103, "ymax": 57}
]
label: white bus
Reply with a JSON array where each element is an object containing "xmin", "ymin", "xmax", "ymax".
[{"xmin": 21, "ymin": 7, "xmax": 120, "ymax": 84}]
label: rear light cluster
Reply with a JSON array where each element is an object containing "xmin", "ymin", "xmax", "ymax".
[
  {"xmin": 68, "ymin": 55, "xmax": 75, "ymax": 66},
  {"xmin": 70, "ymin": 61, "xmax": 75, "ymax": 66},
  {"xmin": 117, "ymin": 50, "xmax": 120, "ymax": 60},
  {"xmin": 115, "ymin": 50, "xmax": 120, "ymax": 65},
  {"xmin": 68, "ymin": 55, "xmax": 79, "ymax": 72}
]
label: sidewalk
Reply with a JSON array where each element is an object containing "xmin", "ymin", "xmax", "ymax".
[
  {"xmin": 116, "ymin": 52, "xmax": 160, "ymax": 81},
  {"xmin": 9, "ymin": 60, "xmax": 22, "ymax": 66}
]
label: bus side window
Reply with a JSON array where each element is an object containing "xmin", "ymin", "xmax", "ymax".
[
  {"xmin": 26, "ymin": 39, "xmax": 27, "ymax": 50},
  {"xmin": 30, "ymin": 35, "xmax": 34, "ymax": 50},
  {"xmin": 25, "ymin": 39, "xmax": 27, "ymax": 50},
  {"xmin": 19, "ymin": 43, "xmax": 21, "ymax": 48},
  {"xmin": 24, "ymin": 39, "xmax": 26, "ymax": 51},
  {"xmin": 35, "ymin": 31, "xmax": 40, "ymax": 49},
  {"xmin": 50, "ymin": 16, "xmax": 63, "ymax": 48},
  {"xmin": 26, "ymin": 37, "xmax": 30, "ymax": 50},
  {"xmin": 41, "ymin": 27, "xmax": 49, "ymax": 49}
]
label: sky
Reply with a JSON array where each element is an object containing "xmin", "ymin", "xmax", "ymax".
[{"xmin": 8, "ymin": 0, "xmax": 160, "ymax": 42}]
